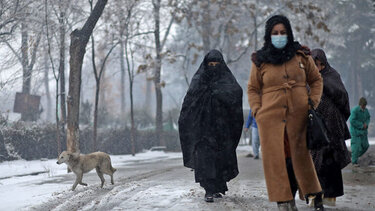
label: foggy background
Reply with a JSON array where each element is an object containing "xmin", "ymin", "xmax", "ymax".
[{"xmin": 0, "ymin": 0, "xmax": 374, "ymax": 157}]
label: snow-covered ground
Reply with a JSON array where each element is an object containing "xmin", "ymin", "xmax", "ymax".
[
  {"xmin": 1, "ymin": 138, "xmax": 374, "ymax": 211},
  {"xmin": 0, "ymin": 151, "xmax": 182, "ymax": 211}
]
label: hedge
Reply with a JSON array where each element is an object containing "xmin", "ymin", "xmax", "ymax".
[{"xmin": 0, "ymin": 122, "xmax": 180, "ymax": 162}]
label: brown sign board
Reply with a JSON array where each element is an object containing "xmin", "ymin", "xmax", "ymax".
[{"xmin": 13, "ymin": 92, "xmax": 41, "ymax": 114}]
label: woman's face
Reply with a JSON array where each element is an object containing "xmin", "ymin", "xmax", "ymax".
[
  {"xmin": 314, "ymin": 59, "xmax": 325, "ymax": 72},
  {"xmin": 271, "ymin": 23, "xmax": 287, "ymax": 36},
  {"xmin": 208, "ymin": 61, "xmax": 220, "ymax": 67}
]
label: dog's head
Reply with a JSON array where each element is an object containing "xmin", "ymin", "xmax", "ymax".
[{"xmin": 57, "ymin": 151, "xmax": 79, "ymax": 164}]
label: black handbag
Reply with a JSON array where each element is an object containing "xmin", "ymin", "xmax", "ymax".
[{"xmin": 306, "ymin": 99, "xmax": 330, "ymax": 150}]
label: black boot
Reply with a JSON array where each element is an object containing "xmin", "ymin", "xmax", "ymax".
[
  {"xmin": 314, "ymin": 192, "xmax": 324, "ymax": 211},
  {"xmin": 204, "ymin": 192, "xmax": 214, "ymax": 202},
  {"xmin": 305, "ymin": 192, "xmax": 324, "ymax": 211},
  {"xmin": 213, "ymin": 193, "xmax": 223, "ymax": 198}
]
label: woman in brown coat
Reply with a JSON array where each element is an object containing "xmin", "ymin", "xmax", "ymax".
[{"xmin": 247, "ymin": 15, "xmax": 324, "ymax": 211}]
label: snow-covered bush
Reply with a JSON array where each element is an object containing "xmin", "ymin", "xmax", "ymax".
[{"xmin": 0, "ymin": 122, "xmax": 180, "ymax": 162}]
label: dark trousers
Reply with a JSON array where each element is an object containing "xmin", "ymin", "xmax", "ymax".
[
  {"xmin": 284, "ymin": 132, "xmax": 298, "ymax": 199},
  {"xmin": 317, "ymin": 151, "xmax": 344, "ymax": 197},
  {"xmin": 286, "ymin": 158, "xmax": 298, "ymax": 198}
]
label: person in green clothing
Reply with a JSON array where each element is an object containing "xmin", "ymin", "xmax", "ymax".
[{"xmin": 349, "ymin": 97, "xmax": 371, "ymax": 166}]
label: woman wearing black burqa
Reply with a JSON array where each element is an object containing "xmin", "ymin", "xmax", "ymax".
[
  {"xmin": 310, "ymin": 48, "xmax": 351, "ymax": 207},
  {"xmin": 178, "ymin": 50, "xmax": 243, "ymax": 203}
]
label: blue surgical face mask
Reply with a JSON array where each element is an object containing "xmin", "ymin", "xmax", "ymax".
[{"xmin": 271, "ymin": 35, "xmax": 288, "ymax": 49}]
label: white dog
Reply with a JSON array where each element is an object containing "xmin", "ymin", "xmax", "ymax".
[{"xmin": 57, "ymin": 151, "xmax": 116, "ymax": 190}]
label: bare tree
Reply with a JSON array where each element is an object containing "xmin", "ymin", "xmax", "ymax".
[
  {"xmin": 42, "ymin": 42, "xmax": 52, "ymax": 121},
  {"xmin": 45, "ymin": 4, "xmax": 60, "ymax": 155},
  {"xmin": 123, "ymin": 2, "xmax": 143, "ymax": 156},
  {"xmin": 4, "ymin": 3, "xmax": 43, "ymax": 121},
  {"xmin": 152, "ymin": 0, "xmax": 175, "ymax": 146},
  {"xmin": 91, "ymin": 38, "xmax": 118, "ymax": 151},
  {"xmin": 89, "ymin": 1, "xmax": 119, "ymax": 151},
  {"xmin": 115, "ymin": 0, "xmax": 138, "ymax": 155},
  {"xmin": 57, "ymin": 1, "xmax": 68, "ymax": 132},
  {"xmin": 43, "ymin": 0, "xmax": 84, "ymax": 155},
  {"xmin": 110, "ymin": 0, "xmax": 154, "ymax": 155},
  {"xmin": 44, "ymin": 0, "xmax": 81, "ymax": 144},
  {"xmin": 0, "ymin": 0, "xmax": 27, "ymax": 39},
  {"xmin": 66, "ymin": 0, "xmax": 108, "ymax": 153}
]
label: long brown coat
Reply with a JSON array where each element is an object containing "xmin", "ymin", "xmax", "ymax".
[{"xmin": 247, "ymin": 50, "xmax": 323, "ymax": 202}]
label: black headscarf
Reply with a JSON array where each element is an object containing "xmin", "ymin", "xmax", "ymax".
[
  {"xmin": 310, "ymin": 48, "xmax": 351, "ymax": 170},
  {"xmin": 253, "ymin": 15, "xmax": 302, "ymax": 66},
  {"xmin": 178, "ymin": 50, "xmax": 243, "ymax": 181},
  {"xmin": 311, "ymin": 48, "xmax": 351, "ymax": 120}
]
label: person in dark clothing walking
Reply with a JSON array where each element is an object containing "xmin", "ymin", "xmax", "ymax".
[
  {"xmin": 310, "ymin": 48, "xmax": 351, "ymax": 207},
  {"xmin": 178, "ymin": 50, "xmax": 243, "ymax": 203}
]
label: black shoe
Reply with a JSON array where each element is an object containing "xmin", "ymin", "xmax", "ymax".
[
  {"xmin": 314, "ymin": 192, "xmax": 324, "ymax": 211},
  {"xmin": 254, "ymin": 155, "xmax": 259, "ymax": 159},
  {"xmin": 204, "ymin": 193, "xmax": 214, "ymax": 202},
  {"xmin": 213, "ymin": 193, "xmax": 222, "ymax": 198},
  {"xmin": 305, "ymin": 192, "xmax": 324, "ymax": 211}
]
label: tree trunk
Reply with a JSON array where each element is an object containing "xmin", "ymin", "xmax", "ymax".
[
  {"xmin": 125, "ymin": 39, "xmax": 136, "ymax": 156},
  {"xmin": 99, "ymin": 69, "xmax": 106, "ymax": 110},
  {"xmin": 44, "ymin": 45, "xmax": 52, "ymax": 121},
  {"xmin": 130, "ymin": 81, "xmax": 135, "ymax": 156},
  {"xmin": 91, "ymin": 33, "xmax": 99, "ymax": 152},
  {"xmin": 93, "ymin": 79, "xmax": 100, "ymax": 151},
  {"xmin": 21, "ymin": 22, "xmax": 31, "ymax": 95},
  {"xmin": 120, "ymin": 40, "xmax": 126, "ymax": 121},
  {"xmin": 59, "ymin": 11, "xmax": 67, "ymax": 132},
  {"xmin": 201, "ymin": 1, "xmax": 211, "ymax": 53},
  {"xmin": 66, "ymin": 0, "xmax": 108, "ymax": 153},
  {"xmin": 144, "ymin": 80, "xmax": 152, "ymax": 115},
  {"xmin": 20, "ymin": 22, "xmax": 41, "ymax": 121},
  {"xmin": 55, "ymin": 80, "xmax": 61, "ymax": 155},
  {"xmin": 153, "ymin": 0, "xmax": 164, "ymax": 146}
]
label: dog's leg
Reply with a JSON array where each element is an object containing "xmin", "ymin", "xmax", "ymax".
[
  {"xmin": 110, "ymin": 173, "xmax": 114, "ymax": 185},
  {"xmin": 77, "ymin": 171, "xmax": 87, "ymax": 187},
  {"xmin": 72, "ymin": 172, "xmax": 82, "ymax": 191},
  {"xmin": 72, "ymin": 180, "xmax": 78, "ymax": 191},
  {"xmin": 79, "ymin": 182, "xmax": 88, "ymax": 186},
  {"xmin": 96, "ymin": 167, "xmax": 105, "ymax": 188}
]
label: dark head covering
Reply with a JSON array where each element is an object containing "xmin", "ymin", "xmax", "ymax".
[
  {"xmin": 359, "ymin": 97, "xmax": 367, "ymax": 106},
  {"xmin": 206, "ymin": 49, "xmax": 224, "ymax": 63},
  {"xmin": 200, "ymin": 49, "xmax": 227, "ymax": 78},
  {"xmin": 311, "ymin": 48, "xmax": 350, "ymax": 119},
  {"xmin": 263, "ymin": 15, "xmax": 295, "ymax": 47},
  {"xmin": 311, "ymin": 48, "xmax": 331, "ymax": 73},
  {"xmin": 252, "ymin": 15, "xmax": 302, "ymax": 66},
  {"xmin": 178, "ymin": 50, "xmax": 243, "ymax": 181}
]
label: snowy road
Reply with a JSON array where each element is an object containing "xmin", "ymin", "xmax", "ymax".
[
  {"xmin": 27, "ymin": 149, "xmax": 274, "ymax": 211},
  {"xmin": 1, "ymin": 146, "xmax": 375, "ymax": 211}
]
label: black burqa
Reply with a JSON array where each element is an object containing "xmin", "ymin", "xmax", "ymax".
[
  {"xmin": 178, "ymin": 50, "xmax": 243, "ymax": 194},
  {"xmin": 310, "ymin": 48, "xmax": 351, "ymax": 197}
]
